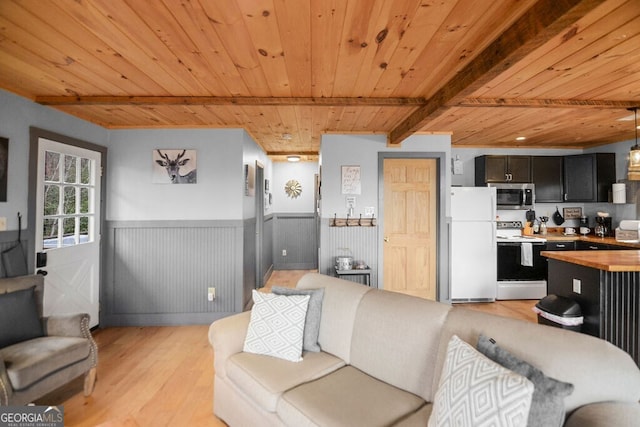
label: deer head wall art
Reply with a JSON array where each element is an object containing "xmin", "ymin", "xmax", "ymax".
[{"xmin": 153, "ymin": 149, "xmax": 197, "ymax": 184}]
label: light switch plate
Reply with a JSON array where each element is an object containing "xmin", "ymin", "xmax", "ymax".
[
  {"xmin": 0, "ymin": 217, "xmax": 6, "ymax": 231},
  {"xmin": 572, "ymin": 278, "xmax": 581, "ymax": 294}
]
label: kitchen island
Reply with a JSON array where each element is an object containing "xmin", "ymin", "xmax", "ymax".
[{"xmin": 541, "ymin": 249, "xmax": 640, "ymax": 366}]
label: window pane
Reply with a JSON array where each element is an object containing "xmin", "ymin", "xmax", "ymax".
[
  {"xmin": 80, "ymin": 216, "xmax": 89, "ymax": 243},
  {"xmin": 43, "ymin": 185, "xmax": 60, "ymax": 216},
  {"xmin": 44, "ymin": 151, "xmax": 60, "ymax": 181},
  {"xmin": 80, "ymin": 188, "xmax": 89, "ymax": 213},
  {"xmin": 64, "ymin": 155, "xmax": 77, "ymax": 183},
  {"xmin": 43, "ymin": 218, "xmax": 58, "ymax": 249},
  {"xmin": 62, "ymin": 217, "xmax": 77, "ymax": 246},
  {"xmin": 80, "ymin": 158, "xmax": 91, "ymax": 184},
  {"xmin": 63, "ymin": 186, "xmax": 76, "ymax": 214}
]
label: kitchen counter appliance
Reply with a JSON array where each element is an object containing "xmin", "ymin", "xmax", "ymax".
[
  {"xmin": 496, "ymin": 221, "xmax": 547, "ymax": 300},
  {"xmin": 488, "ymin": 183, "xmax": 534, "ymax": 210}
]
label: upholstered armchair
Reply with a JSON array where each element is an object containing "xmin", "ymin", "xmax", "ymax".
[{"xmin": 0, "ymin": 275, "xmax": 97, "ymax": 406}]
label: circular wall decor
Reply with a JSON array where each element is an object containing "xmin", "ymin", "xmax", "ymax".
[{"xmin": 284, "ymin": 179, "xmax": 302, "ymax": 199}]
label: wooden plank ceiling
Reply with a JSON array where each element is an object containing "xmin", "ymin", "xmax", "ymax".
[{"xmin": 1, "ymin": 0, "xmax": 639, "ymax": 161}]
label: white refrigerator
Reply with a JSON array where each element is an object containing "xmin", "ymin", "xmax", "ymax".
[{"xmin": 450, "ymin": 187, "xmax": 497, "ymax": 301}]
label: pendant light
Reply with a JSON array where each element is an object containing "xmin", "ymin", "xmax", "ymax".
[{"xmin": 628, "ymin": 107, "xmax": 640, "ymax": 180}]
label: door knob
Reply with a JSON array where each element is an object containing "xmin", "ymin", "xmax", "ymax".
[
  {"xmin": 36, "ymin": 269, "xmax": 48, "ymax": 276},
  {"xmin": 384, "ymin": 237, "xmax": 389, "ymax": 242}
]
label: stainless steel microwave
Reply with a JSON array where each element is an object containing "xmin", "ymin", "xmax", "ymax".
[{"xmin": 488, "ymin": 183, "xmax": 535, "ymax": 210}]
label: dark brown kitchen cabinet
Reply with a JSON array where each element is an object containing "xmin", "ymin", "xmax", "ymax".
[
  {"xmin": 475, "ymin": 155, "xmax": 531, "ymax": 185},
  {"xmin": 531, "ymin": 156, "xmax": 564, "ymax": 202},
  {"xmin": 545, "ymin": 241, "xmax": 575, "ymax": 251},
  {"xmin": 563, "ymin": 153, "xmax": 615, "ymax": 202}
]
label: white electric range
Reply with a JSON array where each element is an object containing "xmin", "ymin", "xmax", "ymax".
[{"xmin": 496, "ymin": 221, "xmax": 547, "ymax": 300}]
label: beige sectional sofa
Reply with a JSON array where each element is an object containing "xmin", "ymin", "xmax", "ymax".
[{"xmin": 208, "ymin": 273, "xmax": 640, "ymax": 426}]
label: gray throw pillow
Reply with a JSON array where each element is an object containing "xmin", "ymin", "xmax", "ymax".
[
  {"xmin": 0, "ymin": 286, "xmax": 44, "ymax": 348},
  {"xmin": 477, "ymin": 334, "xmax": 574, "ymax": 427},
  {"xmin": 271, "ymin": 286, "xmax": 324, "ymax": 352}
]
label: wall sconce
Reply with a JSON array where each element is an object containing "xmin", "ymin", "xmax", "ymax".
[
  {"xmin": 628, "ymin": 107, "xmax": 640, "ymax": 180},
  {"xmin": 287, "ymin": 155, "xmax": 301, "ymax": 162}
]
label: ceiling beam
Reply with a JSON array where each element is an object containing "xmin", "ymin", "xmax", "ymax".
[
  {"xmin": 35, "ymin": 96, "xmax": 426, "ymax": 107},
  {"xmin": 388, "ymin": 0, "xmax": 606, "ymax": 146},
  {"xmin": 457, "ymin": 98, "xmax": 639, "ymax": 109},
  {"xmin": 267, "ymin": 151, "xmax": 318, "ymax": 156}
]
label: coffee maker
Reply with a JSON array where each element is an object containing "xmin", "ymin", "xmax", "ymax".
[{"xmin": 595, "ymin": 215, "xmax": 612, "ymax": 237}]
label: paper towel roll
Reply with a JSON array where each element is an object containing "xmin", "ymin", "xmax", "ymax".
[{"xmin": 613, "ymin": 183, "xmax": 626, "ymax": 204}]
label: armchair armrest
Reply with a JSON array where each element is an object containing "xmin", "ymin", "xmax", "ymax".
[
  {"xmin": 565, "ymin": 402, "xmax": 640, "ymax": 427},
  {"xmin": 0, "ymin": 355, "xmax": 13, "ymax": 406},
  {"xmin": 43, "ymin": 314, "xmax": 98, "ymax": 368},
  {"xmin": 208, "ymin": 311, "xmax": 251, "ymax": 379},
  {"xmin": 44, "ymin": 313, "xmax": 90, "ymax": 338}
]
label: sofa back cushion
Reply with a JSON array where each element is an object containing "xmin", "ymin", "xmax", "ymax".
[
  {"xmin": 349, "ymin": 289, "xmax": 451, "ymax": 400},
  {"xmin": 297, "ymin": 273, "xmax": 371, "ymax": 362},
  {"xmin": 436, "ymin": 307, "xmax": 640, "ymax": 412}
]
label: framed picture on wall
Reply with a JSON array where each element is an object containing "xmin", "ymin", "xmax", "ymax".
[
  {"xmin": 341, "ymin": 165, "xmax": 361, "ymax": 195},
  {"xmin": 153, "ymin": 149, "xmax": 197, "ymax": 184},
  {"xmin": 0, "ymin": 137, "xmax": 8, "ymax": 202}
]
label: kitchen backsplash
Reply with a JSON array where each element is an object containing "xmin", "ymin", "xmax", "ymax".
[{"xmin": 497, "ymin": 202, "xmax": 636, "ymax": 230}]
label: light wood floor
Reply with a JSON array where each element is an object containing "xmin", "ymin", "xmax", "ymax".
[{"xmin": 38, "ymin": 270, "xmax": 537, "ymax": 426}]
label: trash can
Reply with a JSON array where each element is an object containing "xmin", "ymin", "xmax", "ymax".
[{"xmin": 533, "ymin": 294, "xmax": 583, "ymax": 332}]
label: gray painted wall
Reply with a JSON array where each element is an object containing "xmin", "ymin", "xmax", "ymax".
[{"xmin": 319, "ymin": 134, "xmax": 452, "ymax": 300}]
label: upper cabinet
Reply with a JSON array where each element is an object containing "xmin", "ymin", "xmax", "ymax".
[
  {"xmin": 475, "ymin": 155, "xmax": 531, "ymax": 184},
  {"xmin": 531, "ymin": 156, "xmax": 564, "ymax": 203},
  {"xmin": 563, "ymin": 153, "xmax": 615, "ymax": 202}
]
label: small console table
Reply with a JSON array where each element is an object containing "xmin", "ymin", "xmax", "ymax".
[{"xmin": 334, "ymin": 267, "xmax": 372, "ymax": 287}]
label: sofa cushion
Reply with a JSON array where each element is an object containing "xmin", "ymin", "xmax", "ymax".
[
  {"xmin": 272, "ymin": 286, "xmax": 324, "ymax": 352},
  {"xmin": 243, "ymin": 290, "xmax": 310, "ymax": 362},
  {"xmin": 226, "ymin": 350, "xmax": 345, "ymax": 412},
  {"xmin": 565, "ymin": 402, "xmax": 640, "ymax": 427},
  {"xmin": 0, "ymin": 286, "xmax": 44, "ymax": 348},
  {"xmin": 278, "ymin": 366, "xmax": 426, "ymax": 427},
  {"xmin": 437, "ymin": 307, "xmax": 640, "ymax": 413},
  {"xmin": 429, "ymin": 335, "xmax": 534, "ymax": 427},
  {"xmin": 0, "ymin": 336, "xmax": 90, "ymax": 390},
  {"xmin": 349, "ymin": 289, "xmax": 451, "ymax": 401},
  {"xmin": 477, "ymin": 334, "xmax": 574, "ymax": 427},
  {"xmin": 296, "ymin": 273, "xmax": 372, "ymax": 363}
]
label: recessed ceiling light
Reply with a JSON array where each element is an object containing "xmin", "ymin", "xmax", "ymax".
[
  {"xmin": 287, "ymin": 155, "xmax": 301, "ymax": 162},
  {"xmin": 281, "ymin": 133, "xmax": 292, "ymax": 140},
  {"xmin": 515, "ymin": 136, "xmax": 526, "ymax": 141}
]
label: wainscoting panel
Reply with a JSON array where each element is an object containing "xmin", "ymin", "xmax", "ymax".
[
  {"xmin": 262, "ymin": 215, "xmax": 274, "ymax": 284},
  {"xmin": 103, "ymin": 221, "xmax": 243, "ymax": 326},
  {"xmin": 273, "ymin": 213, "xmax": 317, "ymax": 270},
  {"xmin": 320, "ymin": 220, "xmax": 378, "ymax": 287}
]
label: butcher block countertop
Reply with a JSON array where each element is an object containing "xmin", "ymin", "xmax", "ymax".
[
  {"xmin": 541, "ymin": 250, "xmax": 640, "ymax": 272},
  {"xmin": 540, "ymin": 232, "xmax": 640, "ymax": 249}
]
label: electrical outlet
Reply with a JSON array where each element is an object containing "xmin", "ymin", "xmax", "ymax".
[
  {"xmin": 572, "ymin": 278, "xmax": 581, "ymax": 294},
  {"xmin": 364, "ymin": 207, "xmax": 374, "ymax": 216},
  {"xmin": 282, "ymin": 249, "xmax": 287, "ymax": 256},
  {"xmin": 208, "ymin": 287, "xmax": 216, "ymax": 301},
  {"xmin": 0, "ymin": 217, "xmax": 6, "ymax": 231}
]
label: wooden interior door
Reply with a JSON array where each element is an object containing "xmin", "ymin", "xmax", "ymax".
[{"xmin": 383, "ymin": 158, "xmax": 437, "ymax": 300}]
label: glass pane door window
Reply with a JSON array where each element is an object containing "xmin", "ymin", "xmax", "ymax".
[{"xmin": 42, "ymin": 150, "xmax": 95, "ymax": 249}]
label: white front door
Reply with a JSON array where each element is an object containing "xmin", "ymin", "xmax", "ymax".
[{"xmin": 35, "ymin": 138, "xmax": 101, "ymax": 327}]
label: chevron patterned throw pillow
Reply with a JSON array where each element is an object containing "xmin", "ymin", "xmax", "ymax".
[
  {"xmin": 429, "ymin": 335, "xmax": 534, "ymax": 427},
  {"xmin": 243, "ymin": 290, "xmax": 310, "ymax": 362}
]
